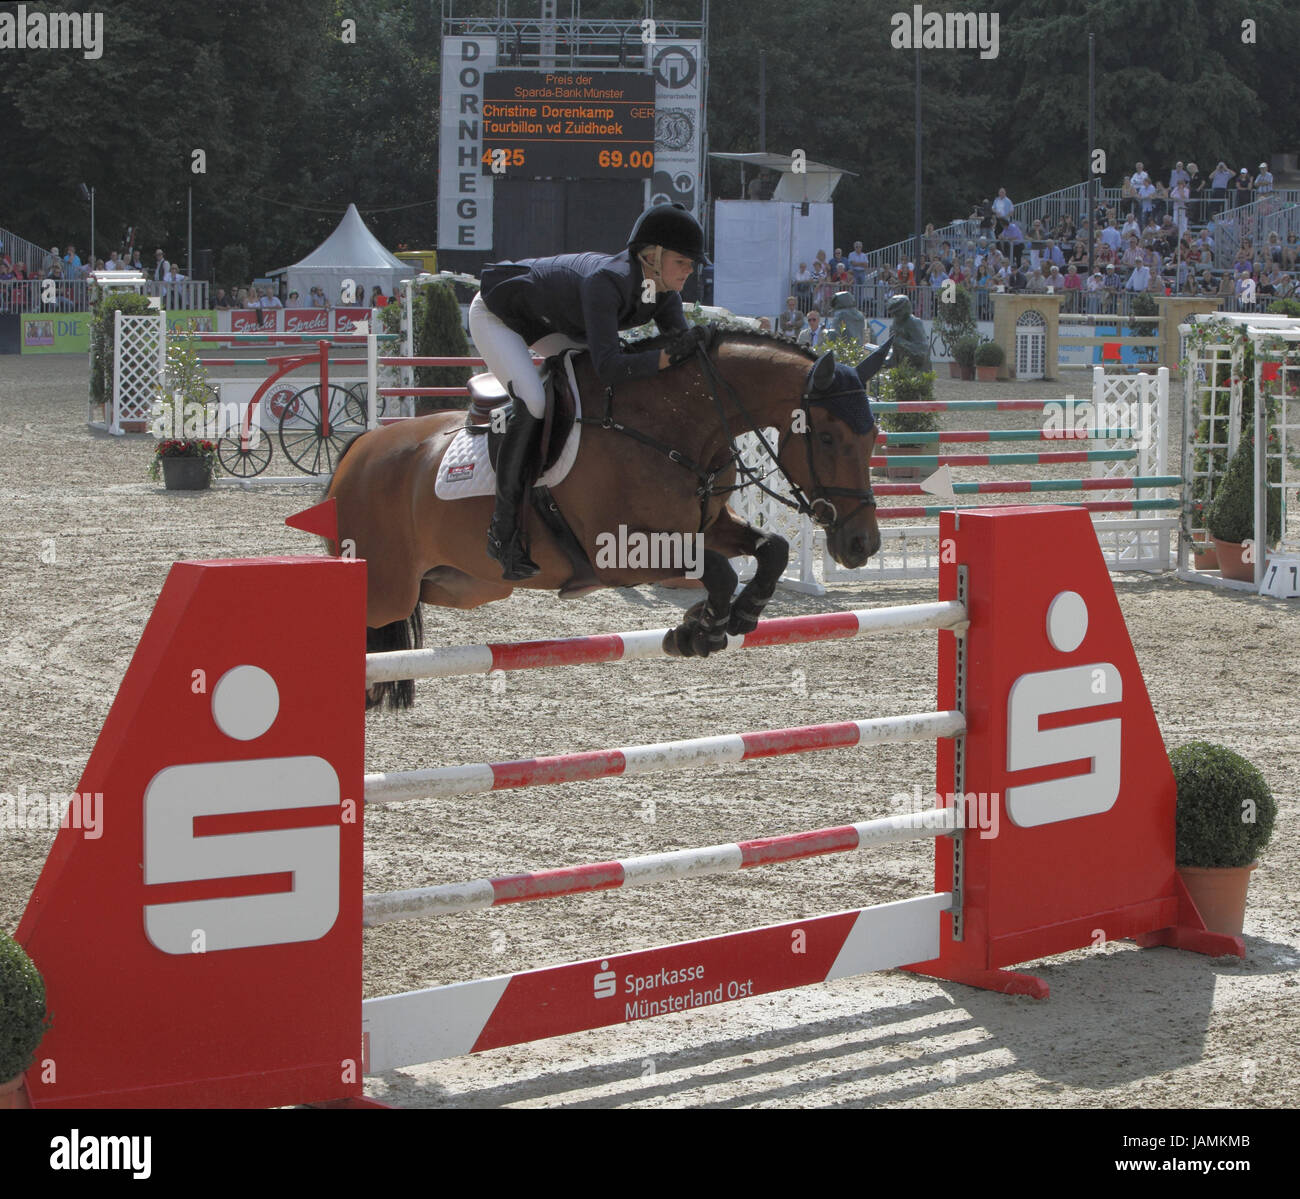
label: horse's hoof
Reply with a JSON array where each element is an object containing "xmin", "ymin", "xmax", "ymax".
[{"xmin": 662, "ymin": 629, "xmax": 683, "ymax": 657}]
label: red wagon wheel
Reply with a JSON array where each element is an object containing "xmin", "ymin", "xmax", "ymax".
[{"xmin": 277, "ymin": 383, "xmax": 358, "ymax": 475}]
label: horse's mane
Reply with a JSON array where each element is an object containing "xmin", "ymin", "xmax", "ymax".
[{"xmin": 634, "ymin": 327, "xmax": 818, "ymax": 362}]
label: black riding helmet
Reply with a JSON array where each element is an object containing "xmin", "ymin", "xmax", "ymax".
[{"xmin": 627, "ymin": 202, "xmax": 711, "ymax": 264}]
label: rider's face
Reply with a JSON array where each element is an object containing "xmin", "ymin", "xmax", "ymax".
[{"xmin": 659, "ymin": 250, "xmax": 695, "ymax": 292}]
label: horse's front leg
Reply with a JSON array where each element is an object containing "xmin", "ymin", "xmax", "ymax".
[
  {"xmin": 706, "ymin": 506, "xmax": 790, "ymax": 635},
  {"xmin": 662, "ymin": 549, "xmax": 736, "ymax": 658}
]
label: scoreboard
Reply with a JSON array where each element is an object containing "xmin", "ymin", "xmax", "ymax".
[{"xmin": 481, "ymin": 70, "xmax": 655, "ymax": 179}]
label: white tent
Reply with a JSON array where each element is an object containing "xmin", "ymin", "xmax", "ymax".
[{"xmin": 272, "ymin": 203, "xmax": 413, "ymax": 304}]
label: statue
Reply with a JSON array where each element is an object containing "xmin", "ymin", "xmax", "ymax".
[
  {"xmin": 884, "ymin": 293, "xmax": 931, "ymax": 371},
  {"xmin": 825, "ymin": 291, "xmax": 866, "ymax": 344}
]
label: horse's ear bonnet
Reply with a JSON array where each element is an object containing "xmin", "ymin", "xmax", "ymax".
[{"xmin": 804, "ymin": 352, "xmax": 875, "ymax": 434}]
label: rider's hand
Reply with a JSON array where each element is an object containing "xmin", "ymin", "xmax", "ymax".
[{"xmin": 663, "ymin": 325, "xmax": 713, "ymax": 367}]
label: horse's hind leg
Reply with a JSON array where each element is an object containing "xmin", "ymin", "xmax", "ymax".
[
  {"xmin": 706, "ymin": 507, "xmax": 790, "ymax": 634},
  {"xmin": 663, "ymin": 549, "xmax": 737, "ymax": 658}
]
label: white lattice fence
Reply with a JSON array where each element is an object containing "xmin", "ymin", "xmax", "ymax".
[
  {"xmin": 732, "ymin": 369, "xmax": 1175, "ymax": 590},
  {"xmin": 108, "ymin": 310, "xmax": 166, "ymax": 434}
]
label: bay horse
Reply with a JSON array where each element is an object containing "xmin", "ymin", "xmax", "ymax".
[{"xmin": 327, "ymin": 332, "xmax": 882, "ymax": 708}]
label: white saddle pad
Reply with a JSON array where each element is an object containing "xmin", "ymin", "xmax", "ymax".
[{"xmin": 435, "ymin": 354, "xmax": 584, "ymax": 500}]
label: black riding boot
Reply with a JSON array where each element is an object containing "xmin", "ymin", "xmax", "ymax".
[{"xmin": 486, "ymin": 397, "xmax": 542, "ymax": 580}]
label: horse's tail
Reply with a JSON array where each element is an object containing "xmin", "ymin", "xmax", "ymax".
[{"xmin": 366, "ymin": 604, "xmax": 424, "ymax": 711}]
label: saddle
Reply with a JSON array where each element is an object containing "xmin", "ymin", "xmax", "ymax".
[
  {"xmin": 465, "ymin": 353, "xmax": 599, "ymax": 598},
  {"xmin": 466, "ymin": 359, "xmax": 576, "ymax": 477}
]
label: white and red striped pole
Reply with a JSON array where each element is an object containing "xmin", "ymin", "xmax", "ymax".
[
  {"xmin": 365, "ymin": 599, "xmax": 968, "ymax": 685},
  {"xmin": 363, "ymin": 711, "xmax": 965, "ymax": 804},
  {"xmin": 363, "ymin": 806, "xmax": 962, "ymax": 924}
]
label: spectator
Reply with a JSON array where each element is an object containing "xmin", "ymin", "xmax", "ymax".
[
  {"xmin": 104, "ymin": 250, "xmax": 118, "ymax": 271},
  {"xmin": 1047, "ymin": 265, "xmax": 1067, "ymax": 292},
  {"xmin": 63, "ymin": 245, "xmax": 83, "ymax": 276},
  {"xmin": 1169, "ymin": 161, "xmax": 1189, "ymax": 188},
  {"xmin": 796, "ymin": 308, "xmax": 825, "ymax": 348},
  {"xmin": 213, "ymin": 287, "xmax": 235, "ymax": 308},
  {"xmin": 1233, "ymin": 168, "xmax": 1253, "ymax": 207},
  {"xmin": 1136, "ymin": 178, "xmax": 1157, "ymax": 225},
  {"xmin": 1002, "ymin": 218, "xmax": 1025, "ymax": 266},
  {"xmin": 991, "ymin": 187, "xmax": 1013, "ymax": 232},
  {"xmin": 1217, "ymin": 271, "xmax": 1236, "ymax": 297},
  {"xmin": 1186, "ymin": 163, "xmax": 1207, "ymax": 223},
  {"xmin": 1255, "ymin": 162, "xmax": 1274, "ymax": 196},
  {"xmin": 848, "ymin": 241, "xmax": 869, "ymax": 285},
  {"xmin": 793, "ymin": 261, "xmax": 812, "ymax": 304},
  {"xmin": 1120, "ymin": 212, "xmax": 1141, "ymax": 242},
  {"xmin": 1084, "ymin": 269, "xmax": 1105, "ymax": 312},
  {"xmin": 152, "ymin": 248, "xmax": 169, "ymax": 283},
  {"xmin": 1099, "ymin": 218, "xmax": 1122, "ymax": 255},
  {"xmin": 287, "ymin": 290, "xmax": 305, "ymax": 307},
  {"xmin": 1042, "ymin": 238, "xmax": 1065, "ymax": 268},
  {"xmin": 245, "ymin": 286, "xmax": 262, "ymax": 308},
  {"xmin": 1266, "ymin": 232, "xmax": 1284, "ymax": 263},
  {"xmin": 778, "ymin": 295, "xmax": 805, "ymax": 337},
  {"xmin": 165, "ymin": 263, "xmax": 185, "ymax": 308},
  {"xmin": 129, "ymin": 250, "xmax": 145, "ymax": 273},
  {"xmin": 261, "ymin": 287, "xmax": 283, "ymax": 309},
  {"xmin": 1129, "ymin": 161, "xmax": 1151, "ymax": 191},
  {"xmin": 1170, "ymin": 180, "xmax": 1190, "ymax": 236},
  {"xmin": 310, "ymin": 284, "xmax": 330, "ymax": 308},
  {"xmin": 1103, "ymin": 263, "xmax": 1122, "ymax": 297},
  {"xmin": 1208, "ymin": 162, "xmax": 1233, "ymax": 213},
  {"xmin": 1026, "ymin": 268, "xmax": 1048, "ymax": 294}
]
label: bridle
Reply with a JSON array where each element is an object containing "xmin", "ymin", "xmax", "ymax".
[
  {"xmin": 578, "ymin": 336, "xmax": 877, "ymax": 535},
  {"xmin": 693, "ymin": 344, "xmax": 877, "ymax": 535}
]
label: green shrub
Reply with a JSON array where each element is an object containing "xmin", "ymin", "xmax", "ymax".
[
  {"xmin": 877, "ymin": 363, "xmax": 938, "ymax": 432},
  {"xmin": 0, "ymin": 932, "xmax": 49, "ymax": 1082},
  {"xmin": 933, "ymin": 284, "xmax": 977, "ymax": 354},
  {"xmin": 89, "ymin": 291, "xmax": 154, "ymax": 406},
  {"xmin": 380, "ymin": 280, "xmax": 473, "ymax": 413},
  {"xmin": 1266, "ymin": 298, "xmax": 1300, "ymax": 318},
  {"xmin": 975, "ymin": 340, "xmax": 1005, "ymax": 366},
  {"xmin": 953, "ymin": 334, "xmax": 979, "ymax": 371},
  {"xmin": 1205, "ymin": 430, "xmax": 1282, "ymax": 544},
  {"xmin": 1169, "ymin": 742, "xmax": 1276, "ymax": 868}
]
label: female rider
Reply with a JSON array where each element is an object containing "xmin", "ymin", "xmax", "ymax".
[{"xmin": 469, "ymin": 202, "xmax": 711, "ymax": 580}]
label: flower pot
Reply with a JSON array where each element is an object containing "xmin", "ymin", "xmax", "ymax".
[
  {"xmin": 959, "ymin": 365, "xmax": 975, "ymax": 381},
  {"xmin": 876, "ymin": 444, "xmax": 927, "ymax": 481},
  {"xmin": 0, "ymin": 1073, "xmax": 30, "ymax": 1109},
  {"xmin": 975, "ymin": 365, "xmax": 999, "ymax": 381},
  {"xmin": 948, "ymin": 362, "xmax": 964, "ymax": 379},
  {"xmin": 161, "ymin": 455, "xmax": 212, "ymax": 491},
  {"xmin": 1178, "ymin": 863, "xmax": 1257, "ymax": 936},
  {"xmin": 1191, "ymin": 539, "xmax": 1219, "ymax": 570},
  {"xmin": 1211, "ymin": 538, "xmax": 1254, "ymax": 582}
]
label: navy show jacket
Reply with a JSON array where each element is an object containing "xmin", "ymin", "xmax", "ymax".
[{"xmin": 480, "ymin": 249, "xmax": 688, "ymax": 386}]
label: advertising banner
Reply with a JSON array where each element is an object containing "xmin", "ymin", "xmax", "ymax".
[
  {"xmin": 439, "ymin": 35, "xmax": 498, "ymax": 251},
  {"xmin": 651, "ymin": 40, "xmax": 703, "ymax": 219},
  {"xmin": 20, "ymin": 312, "xmax": 90, "ymax": 354}
]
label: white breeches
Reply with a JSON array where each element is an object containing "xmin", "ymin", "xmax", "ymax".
[{"xmin": 469, "ymin": 292, "xmax": 585, "ymax": 418}]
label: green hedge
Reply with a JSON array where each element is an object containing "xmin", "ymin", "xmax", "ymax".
[{"xmin": 89, "ymin": 292, "xmax": 154, "ymax": 406}]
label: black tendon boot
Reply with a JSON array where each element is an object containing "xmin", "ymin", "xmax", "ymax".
[{"xmin": 486, "ymin": 395, "xmax": 543, "ymax": 580}]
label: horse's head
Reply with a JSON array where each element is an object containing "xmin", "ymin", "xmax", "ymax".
[{"xmin": 778, "ymin": 350, "xmax": 881, "ymax": 568}]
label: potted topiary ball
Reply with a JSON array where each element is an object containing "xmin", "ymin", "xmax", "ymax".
[
  {"xmin": 974, "ymin": 340, "xmax": 1005, "ymax": 382},
  {"xmin": 1169, "ymin": 741, "xmax": 1277, "ymax": 935},
  {"xmin": 0, "ymin": 932, "xmax": 50, "ymax": 1108},
  {"xmin": 953, "ymin": 335, "xmax": 979, "ymax": 381}
]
